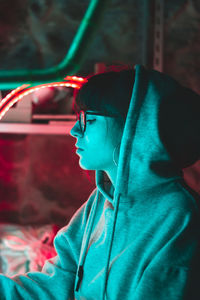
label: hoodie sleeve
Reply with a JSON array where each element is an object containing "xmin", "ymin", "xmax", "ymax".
[
  {"xmin": 0, "ymin": 189, "xmax": 97, "ymax": 300},
  {"xmin": 134, "ymin": 263, "xmax": 200, "ymax": 300},
  {"xmin": 133, "ymin": 199, "xmax": 200, "ymax": 300}
]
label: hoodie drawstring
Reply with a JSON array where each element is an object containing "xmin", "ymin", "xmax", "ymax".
[
  {"xmin": 75, "ymin": 191, "xmax": 99, "ymax": 292},
  {"xmin": 102, "ymin": 193, "xmax": 121, "ymax": 299}
]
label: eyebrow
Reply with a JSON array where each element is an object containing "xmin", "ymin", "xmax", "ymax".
[
  {"xmin": 86, "ymin": 111, "xmax": 116, "ymax": 118},
  {"xmin": 86, "ymin": 111, "xmax": 103, "ymax": 116}
]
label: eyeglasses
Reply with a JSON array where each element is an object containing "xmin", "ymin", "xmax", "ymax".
[{"xmin": 76, "ymin": 110, "xmax": 116, "ymax": 135}]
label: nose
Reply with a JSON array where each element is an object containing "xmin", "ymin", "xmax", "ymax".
[{"xmin": 70, "ymin": 121, "xmax": 83, "ymax": 138}]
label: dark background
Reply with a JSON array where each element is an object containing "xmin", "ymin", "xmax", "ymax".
[{"xmin": 0, "ymin": 0, "xmax": 199, "ymax": 227}]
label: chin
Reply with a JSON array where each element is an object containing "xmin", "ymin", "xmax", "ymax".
[
  {"xmin": 79, "ymin": 161, "xmax": 99, "ymax": 171},
  {"xmin": 79, "ymin": 162, "xmax": 93, "ymax": 170}
]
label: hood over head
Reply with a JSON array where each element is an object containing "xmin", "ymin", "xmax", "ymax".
[{"xmin": 96, "ymin": 64, "xmax": 200, "ymax": 202}]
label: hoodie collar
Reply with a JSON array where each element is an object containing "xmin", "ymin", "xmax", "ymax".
[{"xmin": 96, "ymin": 170, "xmax": 114, "ymax": 203}]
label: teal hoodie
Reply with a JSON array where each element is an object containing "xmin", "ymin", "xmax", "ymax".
[{"xmin": 0, "ymin": 65, "xmax": 200, "ymax": 299}]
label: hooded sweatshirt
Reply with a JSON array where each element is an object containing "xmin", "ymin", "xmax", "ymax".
[{"xmin": 0, "ymin": 64, "xmax": 200, "ymax": 300}]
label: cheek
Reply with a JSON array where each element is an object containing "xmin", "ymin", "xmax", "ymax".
[
  {"xmin": 84, "ymin": 136, "xmax": 113, "ymax": 160},
  {"xmin": 84, "ymin": 121, "xmax": 117, "ymax": 156},
  {"xmin": 84, "ymin": 130, "xmax": 106, "ymax": 150}
]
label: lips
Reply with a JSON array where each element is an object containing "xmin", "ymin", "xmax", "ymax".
[{"xmin": 75, "ymin": 144, "xmax": 84, "ymax": 150}]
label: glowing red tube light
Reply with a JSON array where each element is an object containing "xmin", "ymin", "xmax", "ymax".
[
  {"xmin": 64, "ymin": 75, "xmax": 87, "ymax": 83},
  {"xmin": 0, "ymin": 77, "xmax": 87, "ymax": 120}
]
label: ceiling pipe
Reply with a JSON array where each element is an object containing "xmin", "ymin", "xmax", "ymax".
[{"xmin": 0, "ymin": 0, "xmax": 111, "ymax": 90}]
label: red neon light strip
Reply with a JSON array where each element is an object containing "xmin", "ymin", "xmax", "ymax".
[
  {"xmin": 0, "ymin": 84, "xmax": 30, "ymax": 109},
  {"xmin": 0, "ymin": 77, "xmax": 86, "ymax": 120},
  {"xmin": 64, "ymin": 76, "xmax": 88, "ymax": 83}
]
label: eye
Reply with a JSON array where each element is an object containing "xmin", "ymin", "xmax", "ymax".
[{"xmin": 86, "ymin": 119, "xmax": 96, "ymax": 124}]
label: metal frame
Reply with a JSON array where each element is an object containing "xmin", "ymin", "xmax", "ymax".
[
  {"xmin": 153, "ymin": 0, "xmax": 164, "ymax": 72},
  {"xmin": 0, "ymin": 115, "xmax": 76, "ymax": 135}
]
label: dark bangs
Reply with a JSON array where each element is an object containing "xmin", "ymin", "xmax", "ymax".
[{"xmin": 73, "ymin": 68, "xmax": 135, "ymax": 121}]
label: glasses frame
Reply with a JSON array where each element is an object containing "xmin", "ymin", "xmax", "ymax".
[{"xmin": 76, "ymin": 110, "xmax": 117, "ymax": 135}]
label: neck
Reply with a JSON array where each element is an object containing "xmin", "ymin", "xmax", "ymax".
[{"xmin": 104, "ymin": 166, "xmax": 117, "ymax": 197}]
